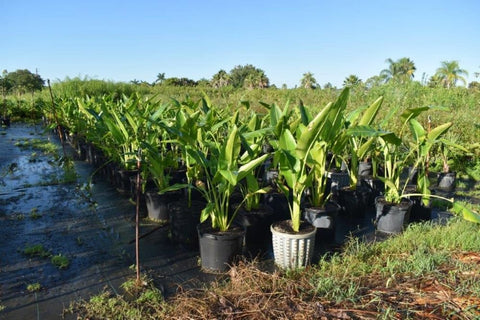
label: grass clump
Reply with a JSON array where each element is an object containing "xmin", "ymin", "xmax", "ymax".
[
  {"xmin": 29, "ymin": 207, "xmax": 42, "ymax": 219},
  {"xmin": 23, "ymin": 244, "xmax": 50, "ymax": 258},
  {"xmin": 26, "ymin": 282, "xmax": 41, "ymax": 292},
  {"xmin": 66, "ymin": 275, "xmax": 166, "ymax": 319},
  {"xmin": 51, "ymin": 254, "xmax": 70, "ymax": 269},
  {"xmin": 15, "ymin": 138, "xmax": 59, "ymax": 155}
]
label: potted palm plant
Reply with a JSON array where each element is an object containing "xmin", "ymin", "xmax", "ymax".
[
  {"xmin": 374, "ymin": 107, "xmax": 454, "ymax": 233},
  {"xmin": 271, "ymin": 88, "xmax": 349, "ymax": 269},
  {"xmin": 435, "ymin": 133, "xmax": 468, "ymax": 192},
  {"xmin": 232, "ymin": 112, "xmax": 274, "ymax": 253},
  {"xmin": 176, "ymin": 104, "xmax": 268, "ymax": 272},
  {"xmin": 302, "ymin": 89, "xmax": 349, "ymax": 239},
  {"xmin": 337, "ymin": 96, "xmax": 384, "ymax": 216}
]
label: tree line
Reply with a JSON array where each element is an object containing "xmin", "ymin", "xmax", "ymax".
[{"xmin": 2, "ymin": 59, "xmax": 479, "ymax": 95}]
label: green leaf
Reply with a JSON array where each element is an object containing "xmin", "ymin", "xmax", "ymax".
[
  {"xmin": 409, "ymin": 118, "xmax": 425, "ymax": 144},
  {"xmin": 451, "ymin": 202, "xmax": 480, "ymax": 224},
  {"xmin": 298, "ymin": 100, "xmax": 310, "ymax": 126},
  {"xmin": 358, "ymin": 96, "xmax": 383, "ymax": 126},
  {"xmin": 427, "ymin": 122, "xmax": 452, "ymax": 142},
  {"xmin": 296, "ymin": 101, "xmax": 333, "ymax": 159},
  {"xmin": 218, "ymin": 169, "xmax": 238, "ymax": 186},
  {"xmin": 200, "ymin": 202, "xmax": 214, "ymax": 223},
  {"xmin": 237, "ymin": 154, "xmax": 269, "ymax": 181},
  {"xmin": 400, "ymin": 107, "xmax": 429, "ymax": 122},
  {"xmin": 279, "ymin": 129, "xmax": 297, "ymax": 152}
]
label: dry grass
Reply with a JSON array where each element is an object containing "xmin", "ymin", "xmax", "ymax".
[
  {"xmin": 69, "ymin": 219, "xmax": 480, "ymax": 320},
  {"xmin": 162, "ymin": 253, "xmax": 480, "ymax": 319}
]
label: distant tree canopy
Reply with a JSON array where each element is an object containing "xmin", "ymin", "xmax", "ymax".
[
  {"xmin": 1, "ymin": 69, "xmax": 44, "ymax": 94},
  {"xmin": 300, "ymin": 72, "xmax": 318, "ymax": 89},
  {"xmin": 162, "ymin": 77, "xmax": 197, "ymax": 87},
  {"xmin": 226, "ymin": 64, "xmax": 269, "ymax": 89},
  {"xmin": 380, "ymin": 57, "xmax": 416, "ymax": 84},
  {"xmin": 434, "ymin": 60, "xmax": 468, "ymax": 89},
  {"xmin": 343, "ymin": 74, "xmax": 362, "ymax": 87}
]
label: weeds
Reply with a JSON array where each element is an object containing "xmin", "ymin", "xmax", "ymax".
[
  {"xmin": 23, "ymin": 244, "xmax": 50, "ymax": 258},
  {"xmin": 51, "ymin": 254, "xmax": 70, "ymax": 269},
  {"xmin": 67, "ymin": 274, "xmax": 166, "ymax": 319},
  {"xmin": 29, "ymin": 207, "xmax": 42, "ymax": 219},
  {"xmin": 15, "ymin": 138, "xmax": 58, "ymax": 155},
  {"xmin": 26, "ymin": 282, "xmax": 41, "ymax": 292}
]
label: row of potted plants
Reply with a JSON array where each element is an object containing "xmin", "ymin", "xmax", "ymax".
[{"xmin": 45, "ymin": 89, "xmax": 480, "ymax": 271}]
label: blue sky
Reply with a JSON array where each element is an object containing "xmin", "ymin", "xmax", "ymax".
[{"xmin": 2, "ymin": 0, "xmax": 479, "ymax": 88}]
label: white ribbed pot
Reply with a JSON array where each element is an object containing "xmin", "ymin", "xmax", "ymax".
[{"xmin": 270, "ymin": 221, "xmax": 316, "ymax": 269}]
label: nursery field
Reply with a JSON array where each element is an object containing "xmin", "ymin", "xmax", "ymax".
[{"xmin": 1, "ymin": 81, "xmax": 480, "ymax": 319}]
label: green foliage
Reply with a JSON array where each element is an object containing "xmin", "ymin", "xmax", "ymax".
[
  {"xmin": 3, "ymin": 69, "xmax": 44, "ymax": 94},
  {"xmin": 51, "ymin": 254, "xmax": 70, "ymax": 269},
  {"xmin": 23, "ymin": 244, "xmax": 50, "ymax": 258},
  {"xmin": 27, "ymin": 282, "xmax": 41, "ymax": 292},
  {"xmin": 229, "ymin": 64, "xmax": 269, "ymax": 88}
]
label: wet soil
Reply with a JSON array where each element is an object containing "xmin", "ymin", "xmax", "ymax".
[{"xmin": 0, "ymin": 124, "xmax": 215, "ymax": 319}]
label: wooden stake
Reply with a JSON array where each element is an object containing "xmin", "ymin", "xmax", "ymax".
[{"xmin": 135, "ymin": 148, "xmax": 142, "ymax": 285}]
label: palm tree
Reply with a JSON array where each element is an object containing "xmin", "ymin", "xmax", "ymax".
[
  {"xmin": 300, "ymin": 72, "xmax": 317, "ymax": 89},
  {"xmin": 343, "ymin": 74, "xmax": 362, "ymax": 87},
  {"xmin": 428, "ymin": 74, "xmax": 443, "ymax": 88},
  {"xmin": 242, "ymin": 70, "xmax": 269, "ymax": 89},
  {"xmin": 435, "ymin": 60, "xmax": 469, "ymax": 88},
  {"xmin": 396, "ymin": 57, "xmax": 416, "ymax": 82},
  {"xmin": 380, "ymin": 57, "xmax": 416, "ymax": 83},
  {"xmin": 211, "ymin": 70, "xmax": 231, "ymax": 88},
  {"xmin": 380, "ymin": 58, "xmax": 397, "ymax": 83},
  {"xmin": 155, "ymin": 73, "xmax": 165, "ymax": 85}
]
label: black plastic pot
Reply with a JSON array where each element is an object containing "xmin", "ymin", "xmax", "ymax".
[
  {"xmin": 169, "ymin": 200, "xmax": 203, "ymax": 247},
  {"xmin": 115, "ymin": 169, "xmax": 138, "ymax": 194},
  {"xmin": 304, "ymin": 201, "xmax": 340, "ymax": 241},
  {"xmin": 234, "ymin": 205, "xmax": 274, "ymax": 254},
  {"xmin": 358, "ymin": 161, "xmax": 373, "ymax": 177},
  {"xmin": 404, "ymin": 185, "xmax": 432, "ymax": 223},
  {"xmin": 375, "ymin": 197, "xmax": 412, "ymax": 234},
  {"xmin": 437, "ymin": 172, "xmax": 456, "ymax": 191},
  {"xmin": 145, "ymin": 191, "xmax": 171, "ymax": 222},
  {"xmin": 337, "ymin": 187, "xmax": 366, "ymax": 217},
  {"xmin": 197, "ymin": 223, "xmax": 245, "ymax": 273},
  {"xmin": 328, "ymin": 171, "xmax": 350, "ymax": 194}
]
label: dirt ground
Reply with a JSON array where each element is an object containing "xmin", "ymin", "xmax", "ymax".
[{"xmin": 0, "ymin": 123, "xmax": 214, "ymax": 319}]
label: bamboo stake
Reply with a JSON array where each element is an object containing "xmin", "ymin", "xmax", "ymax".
[{"xmin": 135, "ymin": 148, "xmax": 142, "ymax": 285}]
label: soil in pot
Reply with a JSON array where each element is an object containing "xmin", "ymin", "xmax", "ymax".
[
  {"xmin": 375, "ymin": 197, "xmax": 412, "ymax": 234},
  {"xmin": 197, "ymin": 223, "xmax": 246, "ymax": 273}
]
